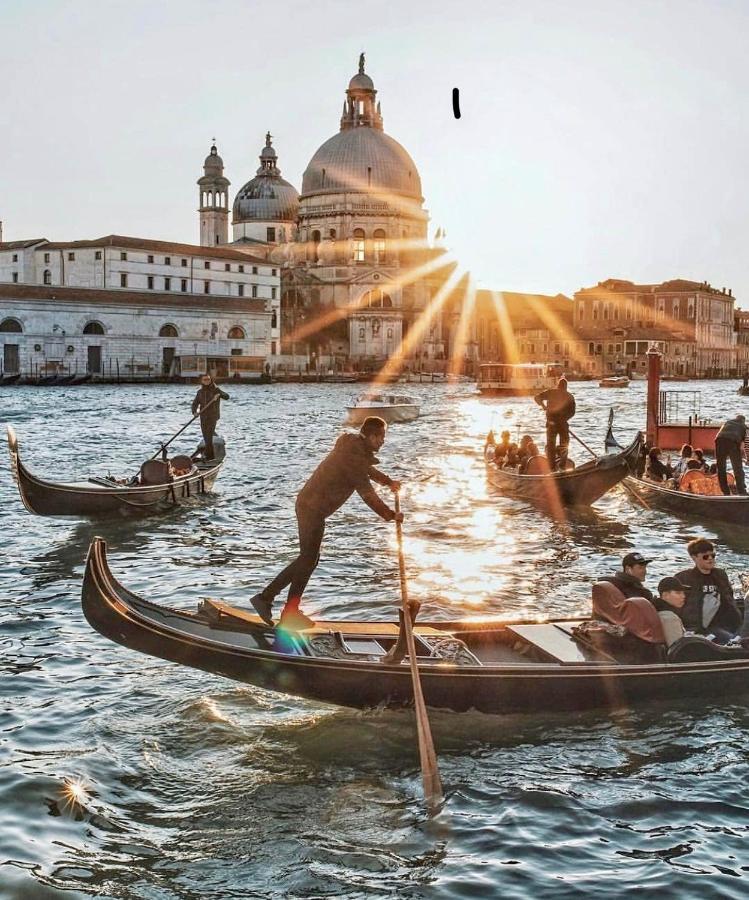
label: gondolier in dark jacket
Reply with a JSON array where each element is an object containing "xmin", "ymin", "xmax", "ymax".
[
  {"xmin": 674, "ymin": 538, "xmax": 741, "ymax": 643},
  {"xmin": 714, "ymin": 414, "xmax": 747, "ymax": 495},
  {"xmin": 534, "ymin": 377, "xmax": 576, "ymax": 470},
  {"xmin": 250, "ymin": 416, "xmax": 402, "ymax": 631},
  {"xmin": 600, "ymin": 552, "xmax": 654, "ymax": 601},
  {"xmin": 192, "ymin": 374, "xmax": 229, "ymax": 462}
]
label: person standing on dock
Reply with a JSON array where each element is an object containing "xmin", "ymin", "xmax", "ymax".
[
  {"xmin": 714, "ymin": 414, "xmax": 747, "ymax": 495},
  {"xmin": 534, "ymin": 377, "xmax": 576, "ymax": 470},
  {"xmin": 250, "ymin": 416, "xmax": 402, "ymax": 631},
  {"xmin": 192, "ymin": 373, "xmax": 229, "ymax": 462}
]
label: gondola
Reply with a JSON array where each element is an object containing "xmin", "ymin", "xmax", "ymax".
[
  {"xmin": 606, "ymin": 422, "xmax": 749, "ymax": 526},
  {"xmin": 738, "ymin": 385, "xmax": 749, "ymax": 396},
  {"xmin": 7, "ymin": 425, "xmax": 223, "ymax": 517},
  {"xmin": 485, "ymin": 431, "xmax": 643, "ymax": 509},
  {"xmin": 82, "ymin": 538, "xmax": 749, "ymax": 714}
]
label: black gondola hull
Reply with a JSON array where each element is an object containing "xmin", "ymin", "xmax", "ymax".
[
  {"xmin": 81, "ymin": 538, "xmax": 749, "ymax": 714},
  {"xmin": 622, "ymin": 475, "xmax": 749, "ymax": 526},
  {"xmin": 486, "ymin": 432, "xmax": 642, "ymax": 509},
  {"xmin": 7, "ymin": 425, "xmax": 222, "ymax": 517}
]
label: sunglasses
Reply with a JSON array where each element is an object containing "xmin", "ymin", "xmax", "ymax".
[{"xmin": 699, "ymin": 552, "xmax": 716, "ymax": 560}]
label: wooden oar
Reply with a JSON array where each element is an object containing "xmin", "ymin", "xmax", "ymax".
[
  {"xmin": 393, "ymin": 492, "xmax": 444, "ymax": 814},
  {"xmin": 148, "ymin": 394, "xmax": 220, "ymax": 461}
]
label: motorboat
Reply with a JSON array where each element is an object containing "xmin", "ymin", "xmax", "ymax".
[{"xmin": 345, "ymin": 394, "xmax": 420, "ymax": 426}]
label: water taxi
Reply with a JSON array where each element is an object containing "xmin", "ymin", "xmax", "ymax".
[{"xmin": 477, "ymin": 362, "xmax": 563, "ymax": 396}]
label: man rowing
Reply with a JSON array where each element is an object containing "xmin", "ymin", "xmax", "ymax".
[
  {"xmin": 534, "ymin": 376, "xmax": 576, "ymax": 470},
  {"xmin": 192, "ymin": 373, "xmax": 229, "ymax": 462},
  {"xmin": 250, "ymin": 416, "xmax": 402, "ymax": 631}
]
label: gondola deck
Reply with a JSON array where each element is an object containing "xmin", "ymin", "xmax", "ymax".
[{"xmin": 82, "ymin": 538, "xmax": 749, "ymax": 714}]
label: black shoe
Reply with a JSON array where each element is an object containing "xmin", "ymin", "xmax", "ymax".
[{"xmin": 250, "ymin": 594, "xmax": 274, "ymax": 626}]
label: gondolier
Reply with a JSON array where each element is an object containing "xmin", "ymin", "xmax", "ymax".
[
  {"xmin": 534, "ymin": 377, "xmax": 576, "ymax": 470},
  {"xmin": 192, "ymin": 374, "xmax": 229, "ymax": 462},
  {"xmin": 714, "ymin": 414, "xmax": 747, "ymax": 496},
  {"xmin": 250, "ymin": 416, "xmax": 402, "ymax": 631}
]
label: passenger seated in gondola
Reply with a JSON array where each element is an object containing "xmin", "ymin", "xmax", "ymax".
[
  {"xmin": 517, "ymin": 434, "xmax": 534, "ymax": 469},
  {"xmin": 706, "ymin": 462, "xmax": 734, "ymax": 493},
  {"xmin": 672, "ymin": 444, "xmax": 693, "ymax": 481},
  {"xmin": 693, "ymin": 448, "xmax": 707, "ymax": 471},
  {"xmin": 590, "ymin": 580, "xmax": 666, "ymax": 662},
  {"xmin": 503, "ymin": 442, "xmax": 520, "ymax": 468},
  {"xmin": 521, "ymin": 441, "xmax": 551, "ymax": 475},
  {"xmin": 673, "ymin": 538, "xmax": 742, "ymax": 644},
  {"xmin": 644, "ymin": 447, "xmax": 673, "ymax": 482},
  {"xmin": 493, "ymin": 430, "xmax": 512, "ymax": 464},
  {"xmin": 600, "ymin": 552, "xmax": 654, "ymax": 601},
  {"xmin": 484, "ymin": 429, "xmax": 496, "ymax": 453},
  {"xmin": 651, "ymin": 576, "xmax": 688, "ymax": 646}
]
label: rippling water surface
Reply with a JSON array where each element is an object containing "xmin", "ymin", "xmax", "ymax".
[{"xmin": 3, "ymin": 380, "xmax": 749, "ymax": 898}]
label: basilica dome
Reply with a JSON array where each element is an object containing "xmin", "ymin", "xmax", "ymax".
[
  {"xmin": 301, "ymin": 128, "xmax": 422, "ymax": 200},
  {"xmin": 300, "ymin": 56, "xmax": 423, "ymax": 202},
  {"xmin": 232, "ymin": 133, "xmax": 299, "ymax": 224}
]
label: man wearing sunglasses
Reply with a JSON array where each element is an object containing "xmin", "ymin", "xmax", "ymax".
[{"xmin": 673, "ymin": 538, "xmax": 741, "ymax": 643}]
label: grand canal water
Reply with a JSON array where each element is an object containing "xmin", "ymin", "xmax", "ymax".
[{"xmin": 3, "ymin": 380, "xmax": 749, "ymax": 898}]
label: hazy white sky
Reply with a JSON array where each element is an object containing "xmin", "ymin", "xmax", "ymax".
[{"xmin": 2, "ymin": 0, "xmax": 749, "ymax": 302}]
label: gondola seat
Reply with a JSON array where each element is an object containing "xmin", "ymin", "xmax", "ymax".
[
  {"xmin": 139, "ymin": 459, "xmax": 172, "ymax": 486},
  {"xmin": 667, "ymin": 635, "xmax": 749, "ymax": 663},
  {"xmin": 590, "ymin": 581, "xmax": 667, "ymax": 662}
]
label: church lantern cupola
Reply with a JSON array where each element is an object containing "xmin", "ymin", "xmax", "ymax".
[
  {"xmin": 197, "ymin": 141, "xmax": 230, "ymax": 247},
  {"xmin": 340, "ymin": 53, "xmax": 383, "ymax": 131}
]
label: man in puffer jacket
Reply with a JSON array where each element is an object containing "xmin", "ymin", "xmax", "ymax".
[
  {"xmin": 715, "ymin": 414, "xmax": 747, "ymax": 495},
  {"xmin": 250, "ymin": 416, "xmax": 402, "ymax": 631}
]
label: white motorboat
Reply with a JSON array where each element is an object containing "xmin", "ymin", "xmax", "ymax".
[
  {"xmin": 477, "ymin": 362, "xmax": 563, "ymax": 396},
  {"xmin": 598, "ymin": 376, "xmax": 630, "ymax": 388},
  {"xmin": 345, "ymin": 393, "xmax": 420, "ymax": 425}
]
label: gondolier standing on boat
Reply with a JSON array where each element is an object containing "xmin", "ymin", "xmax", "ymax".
[
  {"xmin": 714, "ymin": 414, "xmax": 747, "ymax": 496},
  {"xmin": 192, "ymin": 374, "xmax": 229, "ymax": 462},
  {"xmin": 250, "ymin": 416, "xmax": 402, "ymax": 631},
  {"xmin": 534, "ymin": 377, "xmax": 576, "ymax": 470}
]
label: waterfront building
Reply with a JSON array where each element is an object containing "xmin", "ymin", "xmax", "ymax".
[
  {"xmin": 735, "ymin": 309, "xmax": 749, "ymax": 376},
  {"xmin": 0, "ymin": 282, "xmax": 272, "ymax": 380},
  {"xmin": 473, "ymin": 290, "xmax": 575, "ymax": 370},
  {"xmin": 573, "ymin": 279, "xmax": 736, "ymax": 377},
  {"xmin": 0, "ymin": 236, "xmax": 280, "ymax": 378}
]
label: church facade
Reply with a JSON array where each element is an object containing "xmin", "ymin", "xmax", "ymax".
[{"xmin": 201, "ymin": 56, "xmax": 453, "ymax": 373}]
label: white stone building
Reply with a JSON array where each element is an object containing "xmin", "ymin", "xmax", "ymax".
[
  {"xmin": 0, "ymin": 236, "xmax": 281, "ymax": 379},
  {"xmin": 0, "ymin": 283, "xmax": 272, "ymax": 380}
]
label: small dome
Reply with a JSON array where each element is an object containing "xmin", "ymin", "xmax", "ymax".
[
  {"xmin": 232, "ymin": 176, "xmax": 299, "ymax": 222},
  {"xmin": 204, "ymin": 143, "xmax": 224, "ymax": 170},
  {"xmin": 348, "ymin": 72, "xmax": 374, "ymax": 91},
  {"xmin": 232, "ymin": 133, "xmax": 299, "ymax": 223}
]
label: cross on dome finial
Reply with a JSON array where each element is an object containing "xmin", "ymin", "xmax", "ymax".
[{"xmin": 359, "ymin": 52, "xmax": 365, "ymax": 74}]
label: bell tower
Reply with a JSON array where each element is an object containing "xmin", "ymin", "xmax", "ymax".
[{"xmin": 197, "ymin": 141, "xmax": 230, "ymax": 246}]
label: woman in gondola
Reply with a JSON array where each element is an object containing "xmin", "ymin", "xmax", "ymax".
[{"xmin": 644, "ymin": 447, "xmax": 673, "ymax": 482}]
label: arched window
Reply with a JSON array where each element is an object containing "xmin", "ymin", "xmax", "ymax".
[
  {"xmin": 83, "ymin": 321, "xmax": 105, "ymax": 335},
  {"xmin": 228, "ymin": 326, "xmax": 245, "ymax": 339},
  {"xmin": 0, "ymin": 318, "xmax": 22, "ymax": 333},
  {"xmin": 352, "ymin": 228, "xmax": 365, "ymax": 262},
  {"xmin": 159, "ymin": 323, "xmax": 178, "ymax": 338},
  {"xmin": 359, "ymin": 289, "xmax": 393, "ymax": 309},
  {"xmin": 271, "ymin": 310, "xmax": 278, "ymax": 329},
  {"xmin": 43, "ymin": 270, "xmax": 51, "ymax": 285},
  {"xmin": 311, "ymin": 230, "xmax": 321, "ymax": 263},
  {"xmin": 373, "ymin": 229, "xmax": 386, "ymax": 264}
]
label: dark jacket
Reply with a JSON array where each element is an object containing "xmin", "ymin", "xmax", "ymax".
[
  {"xmin": 192, "ymin": 385, "xmax": 229, "ymax": 424},
  {"xmin": 673, "ymin": 566, "xmax": 741, "ymax": 633},
  {"xmin": 645, "ymin": 456, "xmax": 672, "ymax": 481},
  {"xmin": 297, "ymin": 433, "xmax": 395, "ymax": 521},
  {"xmin": 600, "ymin": 572, "xmax": 654, "ymax": 602},
  {"xmin": 716, "ymin": 417, "xmax": 747, "ymax": 445},
  {"xmin": 534, "ymin": 387, "xmax": 576, "ymax": 423}
]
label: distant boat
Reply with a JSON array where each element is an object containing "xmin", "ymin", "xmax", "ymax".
[
  {"xmin": 403, "ymin": 372, "xmax": 448, "ymax": 384},
  {"xmin": 599, "ymin": 376, "xmax": 629, "ymax": 388},
  {"xmin": 345, "ymin": 393, "xmax": 420, "ymax": 425},
  {"xmin": 478, "ymin": 362, "xmax": 563, "ymax": 396}
]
